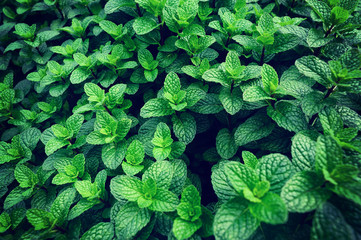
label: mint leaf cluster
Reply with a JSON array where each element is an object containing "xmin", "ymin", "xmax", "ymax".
[{"xmin": 1, "ymin": 0, "xmax": 361, "ymax": 239}]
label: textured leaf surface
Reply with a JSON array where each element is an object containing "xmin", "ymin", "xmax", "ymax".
[
  {"xmin": 281, "ymin": 171, "xmax": 331, "ymax": 213},
  {"xmin": 311, "ymin": 202, "xmax": 355, "ymax": 240},
  {"xmin": 234, "ymin": 113, "xmax": 275, "ymax": 146},
  {"xmin": 115, "ymin": 202, "xmax": 151, "ymax": 239},
  {"xmin": 257, "ymin": 154, "xmax": 295, "ymax": 194},
  {"xmin": 216, "ymin": 128, "xmax": 238, "ymax": 160},
  {"xmin": 213, "ymin": 198, "xmax": 259, "ymax": 240},
  {"xmin": 80, "ymin": 222, "xmax": 114, "ymax": 240}
]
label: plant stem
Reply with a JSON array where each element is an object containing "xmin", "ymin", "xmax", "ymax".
[
  {"xmin": 309, "ymin": 85, "xmax": 337, "ymax": 125},
  {"xmin": 324, "ymin": 24, "xmax": 334, "ymax": 38}
]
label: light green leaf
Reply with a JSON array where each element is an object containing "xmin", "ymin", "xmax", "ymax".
[
  {"xmin": 143, "ymin": 160, "xmax": 174, "ymax": 190},
  {"xmin": 102, "ymin": 142, "xmax": 127, "ymax": 169},
  {"xmin": 140, "ymin": 98, "xmax": 174, "ymax": 118},
  {"xmin": 213, "ymin": 198, "xmax": 259, "ymax": 240},
  {"xmin": 315, "ymin": 135, "xmax": 343, "ymax": 172},
  {"xmin": 126, "ymin": 140, "xmax": 144, "ymax": 165},
  {"xmin": 70, "ymin": 67, "xmax": 90, "ymax": 84},
  {"xmin": 257, "ymin": 154, "xmax": 295, "ymax": 194},
  {"xmin": 261, "ymin": 64, "xmax": 278, "ymax": 94},
  {"xmin": 84, "ymin": 83, "xmax": 105, "ymax": 103},
  {"xmin": 202, "ymin": 68, "xmax": 228, "ymax": 87},
  {"xmin": 0, "ymin": 212, "xmax": 11, "ymax": 233},
  {"xmin": 14, "ymin": 164, "xmax": 37, "ymax": 188},
  {"xmin": 225, "ymin": 161, "xmax": 259, "ymax": 194},
  {"xmin": 104, "ymin": 0, "xmax": 135, "ymax": 14},
  {"xmin": 66, "ymin": 114, "xmax": 84, "ymax": 136},
  {"xmin": 26, "ymin": 209, "xmax": 53, "ymax": 231},
  {"xmin": 110, "ymin": 175, "xmax": 143, "ymax": 202},
  {"xmin": 80, "ymin": 222, "xmax": 114, "ymax": 240},
  {"xmin": 115, "ymin": 202, "xmax": 151, "ymax": 239},
  {"xmin": 164, "ymin": 72, "xmax": 181, "ymax": 96},
  {"xmin": 295, "ymin": 56, "xmax": 332, "ymax": 87},
  {"xmin": 249, "ymin": 192, "xmax": 288, "ymax": 225},
  {"xmin": 291, "ymin": 132, "xmax": 317, "ymax": 171},
  {"xmin": 267, "ymin": 101, "xmax": 308, "ymax": 132},
  {"xmin": 148, "ymin": 188, "xmax": 179, "ymax": 212},
  {"xmin": 173, "ymin": 218, "xmax": 202, "ymax": 240},
  {"xmin": 50, "ymin": 188, "xmax": 76, "ymax": 225},
  {"xmin": 133, "ymin": 17, "xmax": 159, "ymax": 35},
  {"xmin": 211, "ymin": 162, "xmax": 243, "ymax": 202},
  {"xmin": 281, "ymin": 171, "xmax": 331, "ymax": 213},
  {"xmin": 242, "ymin": 151, "xmax": 258, "ymax": 169},
  {"xmin": 243, "ymin": 86, "xmax": 274, "ymax": 102},
  {"xmin": 234, "ymin": 113, "xmax": 275, "ymax": 147},
  {"xmin": 219, "ymin": 87, "xmax": 243, "ymax": 115},
  {"xmin": 319, "ymin": 107, "xmax": 343, "ymax": 136}
]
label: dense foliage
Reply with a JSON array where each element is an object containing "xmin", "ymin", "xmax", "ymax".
[{"xmin": 1, "ymin": 0, "xmax": 361, "ymax": 239}]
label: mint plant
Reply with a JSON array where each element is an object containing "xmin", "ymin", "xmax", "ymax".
[{"xmin": 1, "ymin": 0, "xmax": 361, "ymax": 239}]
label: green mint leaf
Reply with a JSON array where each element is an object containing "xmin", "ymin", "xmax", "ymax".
[
  {"xmin": 84, "ymin": 83, "xmax": 105, "ymax": 103},
  {"xmin": 319, "ymin": 107, "xmax": 343, "ymax": 136},
  {"xmin": 202, "ymin": 68, "xmax": 228, "ymax": 87},
  {"xmin": 14, "ymin": 164, "xmax": 38, "ymax": 188},
  {"xmin": 249, "ymin": 192, "xmax": 288, "ymax": 225},
  {"xmin": 0, "ymin": 212, "xmax": 11, "ymax": 233},
  {"xmin": 261, "ymin": 64, "xmax": 279, "ymax": 94},
  {"xmin": 122, "ymin": 162, "xmax": 144, "ymax": 176},
  {"xmin": 243, "ymin": 86, "xmax": 274, "ymax": 102},
  {"xmin": 257, "ymin": 154, "xmax": 295, "ymax": 194},
  {"xmin": 70, "ymin": 67, "xmax": 91, "ymax": 84},
  {"xmin": 225, "ymin": 161, "xmax": 259, "ymax": 195},
  {"xmin": 126, "ymin": 140, "xmax": 144, "ymax": 166},
  {"xmin": 242, "ymin": 151, "xmax": 258, "ymax": 169},
  {"xmin": 173, "ymin": 218, "xmax": 202, "ymax": 240},
  {"xmin": 164, "ymin": 72, "xmax": 181, "ymax": 96},
  {"xmin": 211, "ymin": 162, "xmax": 240, "ymax": 202},
  {"xmin": 216, "ymin": 128, "xmax": 238, "ymax": 160},
  {"xmin": 225, "ymin": 51, "xmax": 243, "ymax": 76},
  {"xmin": 104, "ymin": 0, "xmax": 135, "ymax": 14},
  {"xmin": 50, "ymin": 188, "xmax": 76, "ymax": 225},
  {"xmin": 267, "ymin": 101, "xmax": 308, "ymax": 132},
  {"xmin": 295, "ymin": 56, "xmax": 332, "ymax": 87},
  {"xmin": 219, "ymin": 87, "xmax": 243, "ymax": 115},
  {"xmin": 234, "ymin": 113, "xmax": 275, "ymax": 146},
  {"xmin": 74, "ymin": 180, "xmax": 99, "ymax": 199},
  {"xmin": 80, "ymin": 222, "xmax": 114, "ymax": 240},
  {"xmin": 68, "ymin": 199, "xmax": 97, "ymax": 220},
  {"xmin": 151, "ymin": 123, "xmax": 173, "ymax": 161},
  {"xmin": 51, "ymin": 124, "xmax": 70, "ymax": 139},
  {"xmin": 172, "ymin": 113, "xmax": 196, "ymax": 145},
  {"xmin": 26, "ymin": 209, "xmax": 54, "ymax": 230},
  {"xmin": 291, "ymin": 132, "xmax": 317, "ymax": 171},
  {"xmin": 311, "ymin": 202, "xmax": 355, "ymax": 240},
  {"xmin": 102, "ymin": 141, "xmax": 126, "ymax": 169},
  {"xmin": 169, "ymin": 159, "xmax": 188, "ymax": 196},
  {"xmin": 140, "ymin": 98, "xmax": 174, "ymax": 118},
  {"xmin": 110, "ymin": 175, "xmax": 143, "ymax": 202},
  {"xmin": 133, "ymin": 17, "xmax": 159, "ymax": 35},
  {"xmin": 142, "ymin": 160, "xmax": 174, "ymax": 190},
  {"xmin": 213, "ymin": 198, "xmax": 259, "ymax": 240},
  {"xmin": 281, "ymin": 171, "xmax": 332, "ymax": 213},
  {"xmin": 148, "ymin": 188, "xmax": 179, "ymax": 212},
  {"xmin": 315, "ymin": 135, "xmax": 343, "ymax": 172},
  {"xmin": 115, "ymin": 202, "xmax": 151, "ymax": 239},
  {"xmin": 329, "ymin": 181, "xmax": 361, "ymax": 205}
]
